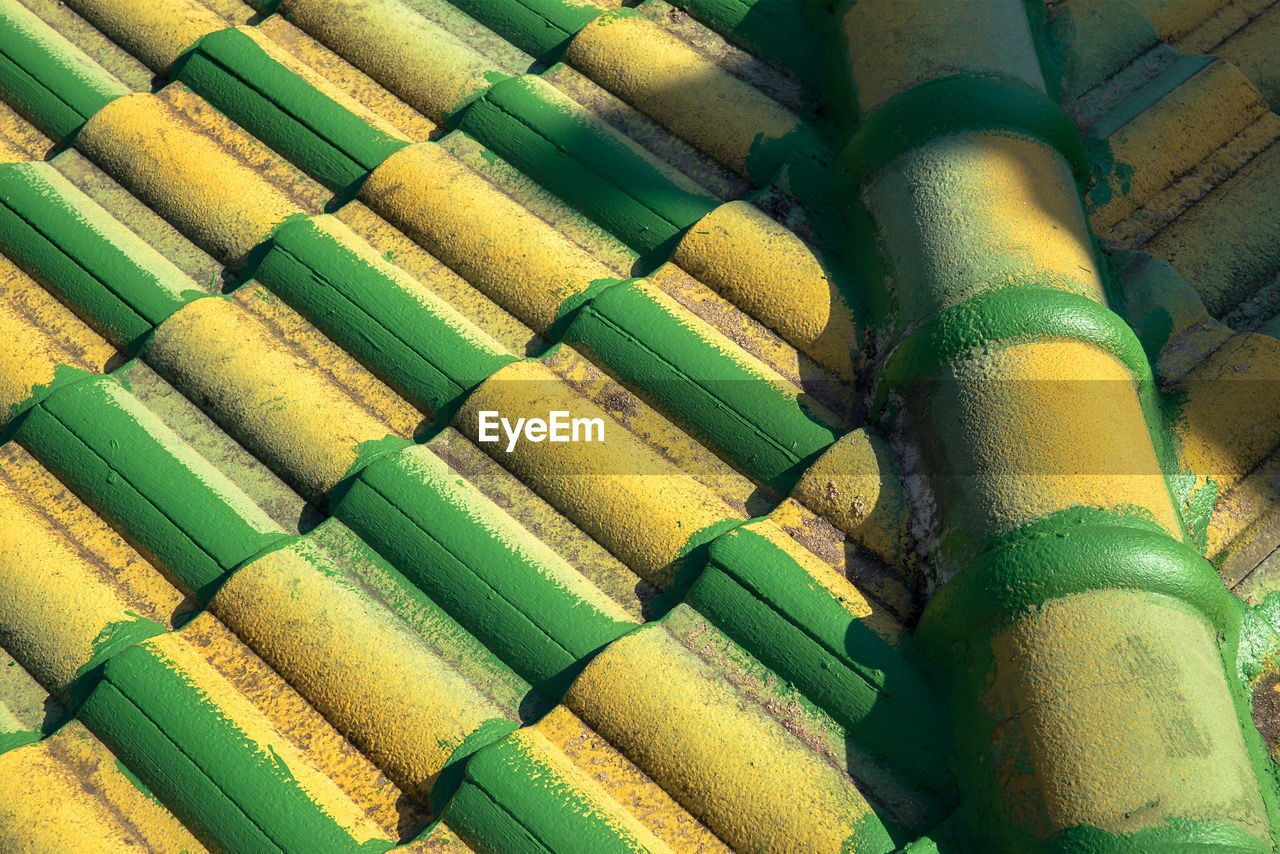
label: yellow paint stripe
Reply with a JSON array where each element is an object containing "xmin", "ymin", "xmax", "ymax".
[
  {"xmin": 147, "ymin": 295, "xmax": 398, "ymax": 499},
  {"xmin": 502, "ymin": 725, "xmax": 674, "ymax": 853},
  {"xmin": 671, "ymin": 202, "xmax": 860, "ymax": 382},
  {"xmin": 1092, "ymin": 60, "xmax": 1267, "ymax": 233},
  {"xmin": 361, "ymin": 141, "xmax": 615, "ymax": 333},
  {"xmin": 932, "ymin": 340, "xmax": 1183, "ymax": 539},
  {"xmin": 0, "ymin": 444, "xmax": 186, "ymax": 694},
  {"xmin": 157, "ymin": 83, "xmax": 332, "ymax": 212},
  {"xmin": 229, "ymin": 281, "xmax": 425, "ymax": 439},
  {"xmin": 565, "ymin": 625, "xmax": 879, "ymax": 853},
  {"xmin": 539, "ymin": 344, "xmax": 757, "ymax": 517},
  {"xmin": 1175, "ymin": 332, "xmax": 1280, "ymax": 498},
  {"xmin": 63, "ymin": 0, "xmax": 241, "ymax": 72},
  {"xmin": 533, "ymin": 706, "xmax": 731, "ymax": 853},
  {"xmin": 233, "ymin": 25, "xmax": 414, "ymax": 142},
  {"xmin": 0, "ymin": 256, "xmax": 116, "ymax": 420},
  {"xmin": 0, "ymin": 100, "xmax": 53, "ymax": 162},
  {"xmin": 1215, "ymin": 5, "xmax": 1280, "ymax": 104},
  {"xmin": 872, "ymin": 131, "xmax": 1107, "ymax": 314},
  {"xmin": 840, "ymin": 0, "xmax": 1045, "ymax": 113},
  {"xmin": 212, "ymin": 539, "xmax": 509, "ymax": 801},
  {"xmin": 0, "ymin": 721, "xmax": 208, "ymax": 853},
  {"xmin": 672, "ymin": 208, "xmax": 862, "ymax": 386},
  {"xmin": 278, "ymin": 0, "xmax": 498, "ymax": 122},
  {"xmin": 564, "ymin": 12, "xmax": 801, "ymax": 176},
  {"xmin": 790, "ymin": 428, "xmax": 908, "ymax": 567},
  {"xmin": 76, "ymin": 92, "xmax": 303, "ymax": 263},
  {"xmin": 764, "ymin": 497, "xmax": 918, "ymax": 623},
  {"xmin": 333, "ymin": 201, "xmax": 539, "ymax": 357},
  {"xmin": 456, "ymin": 358, "xmax": 739, "ymax": 585}
]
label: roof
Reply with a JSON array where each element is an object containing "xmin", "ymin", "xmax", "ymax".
[{"xmin": 0, "ymin": 0, "xmax": 1277, "ymax": 851}]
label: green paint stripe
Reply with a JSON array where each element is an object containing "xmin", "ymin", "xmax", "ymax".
[
  {"xmin": 445, "ymin": 0, "xmax": 602, "ymax": 59},
  {"xmin": 464, "ymin": 735, "xmax": 649, "ymax": 854},
  {"xmin": 0, "ymin": 45, "xmax": 82, "ymax": 141},
  {"xmin": 102, "ymin": 644, "xmax": 390, "ymax": 854},
  {"xmin": 836, "ymin": 75, "xmax": 1090, "ymax": 191},
  {"xmin": 334, "ymin": 477, "xmax": 577, "ymax": 681},
  {"xmin": 177, "ymin": 28, "xmax": 409, "ymax": 191},
  {"xmin": 0, "ymin": 3, "xmax": 126, "ymax": 140},
  {"xmin": 79, "ymin": 682, "xmax": 280, "ymax": 854},
  {"xmin": 16, "ymin": 377, "xmax": 286, "ymax": 597},
  {"xmin": 360, "ymin": 457, "xmax": 630, "ymax": 656},
  {"xmin": 687, "ymin": 565, "xmax": 952, "ymax": 800},
  {"xmin": 695, "ymin": 527, "xmax": 954, "ymax": 793},
  {"xmin": 678, "ymin": 0, "xmax": 823, "ymax": 91},
  {"xmin": 429, "ymin": 717, "xmax": 520, "ymax": 815},
  {"xmin": 457, "ymin": 76, "xmax": 717, "ymax": 256},
  {"xmin": 917, "ymin": 522, "xmax": 1240, "ymax": 653},
  {"xmin": 0, "ymin": 164, "xmax": 200, "ymax": 349},
  {"xmin": 882, "ymin": 285, "xmax": 1152, "ymax": 399},
  {"xmin": 14, "ymin": 403, "xmax": 227, "ymax": 597},
  {"xmin": 256, "ymin": 216, "xmax": 514, "ymax": 415},
  {"xmin": 563, "ymin": 280, "xmax": 840, "ymax": 490},
  {"xmin": 445, "ymin": 781, "xmax": 552, "ymax": 854},
  {"xmin": 877, "ymin": 285, "xmax": 1183, "ymax": 497},
  {"xmin": 0, "ymin": 729, "xmax": 41, "ymax": 756},
  {"xmin": 0, "ymin": 197, "xmax": 147, "ymax": 347},
  {"xmin": 73, "ymin": 617, "xmax": 168, "ymax": 687},
  {"xmin": 41, "ymin": 378, "xmax": 285, "ymax": 571},
  {"xmin": 332, "ymin": 463, "xmax": 630, "ymax": 687},
  {"xmin": 1050, "ymin": 819, "xmax": 1272, "ymax": 854},
  {"xmin": 311, "ymin": 521, "xmax": 541, "ymax": 716}
]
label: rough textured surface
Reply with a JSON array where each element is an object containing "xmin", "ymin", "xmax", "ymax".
[{"xmin": 0, "ymin": 0, "xmax": 1277, "ymax": 851}]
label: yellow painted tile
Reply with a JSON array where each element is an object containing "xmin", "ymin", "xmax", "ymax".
[
  {"xmin": 983, "ymin": 589, "xmax": 1268, "ymax": 840},
  {"xmin": 255, "ymin": 17, "xmax": 437, "ymax": 141},
  {"xmin": 1216, "ymin": 4, "xmax": 1280, "ymax": 107},
  {"xmin": 158, "ymin": 83, "xmax": 331, "ymax": 212},
  {"xmin": 841, "ymin": 0, "xmax": 1045, "ymax": 113},
  {"xmin": 63, "ymin": 0, "xmax": 241, "ymax": 72},
  {"xmin": 0, "ymin": 444, "xmax": 187, "ymax": 695},
  {"xmin": 871, "ymin": 131, "xmax": 1107, "ymax": 318},
  {"xmin": 147, "ymin": 295, "xmax": 399, "ymax": 499},
  {"xmin": 672, "ymin": 202, "xmax": 860, "ymax": 382},
  {"xmin": 0, "ymin": 100, "xmax": 55, "ymax": 162},
  {"xmin": 76, "ymin": 92, "xmax": 303, "ymax": 264},
  {"xmin": 1141, "ymin": 137, "xmax": 1280, "ymax": 315},
  {"xmin": 361, "ymin": 142, "xmax": 615, "ymax": 333},
  {"xmin": 212, "ymin": 539, "xmax": 511, "ymax": 803},
  {"xmin": 456, "ymin": 358, "xmax": 740, "ymax": 585},
  {"xmin": 532, "ymin": 706, "xmax": 730, "ymax": 853},
  {"xmin": 332, "ymin": 201, "xmax": 539, "ymax": 356},
  {"xmin": 0, "ymin": 721, "xmax": 208, "ymax": 853},
  {"xmin": 233, "ymin": 24, "xmax": 416, "ymax": 143},
  {"xmin": 566, "ymin": 625, "xmax": 880, "ymax": 853},
  {"xmin": 1175, "ymin": 332, "xmax": 1280, "ymax": 497},
  {"xmin": 565, "ymin": 12, "xmax": 801, "ymax": 177},
  {"xmin": 1093, "ymin": 60, "xmax": 1268, "ymax": 233},
  {"xmin": 539, "ymin": 345, "xmax": 757, "ymax": 517},
  {"xmin": 791, "ymin": 428, "xmax": 908, "ymax": 566},
  {"xmin": 0, "ymin": 256, "xmax": 116, "ymax": 420},
  {"xmin": 230, "ymin": 281, "xmax": 426, "ymax": 439},
  {"xmin": 925, "ymin": 340, "xmax": 1183, "ymax": 541},
  {"xmin": 278, "ymin": 0, "xmax": 498, "ymax": 122}
]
